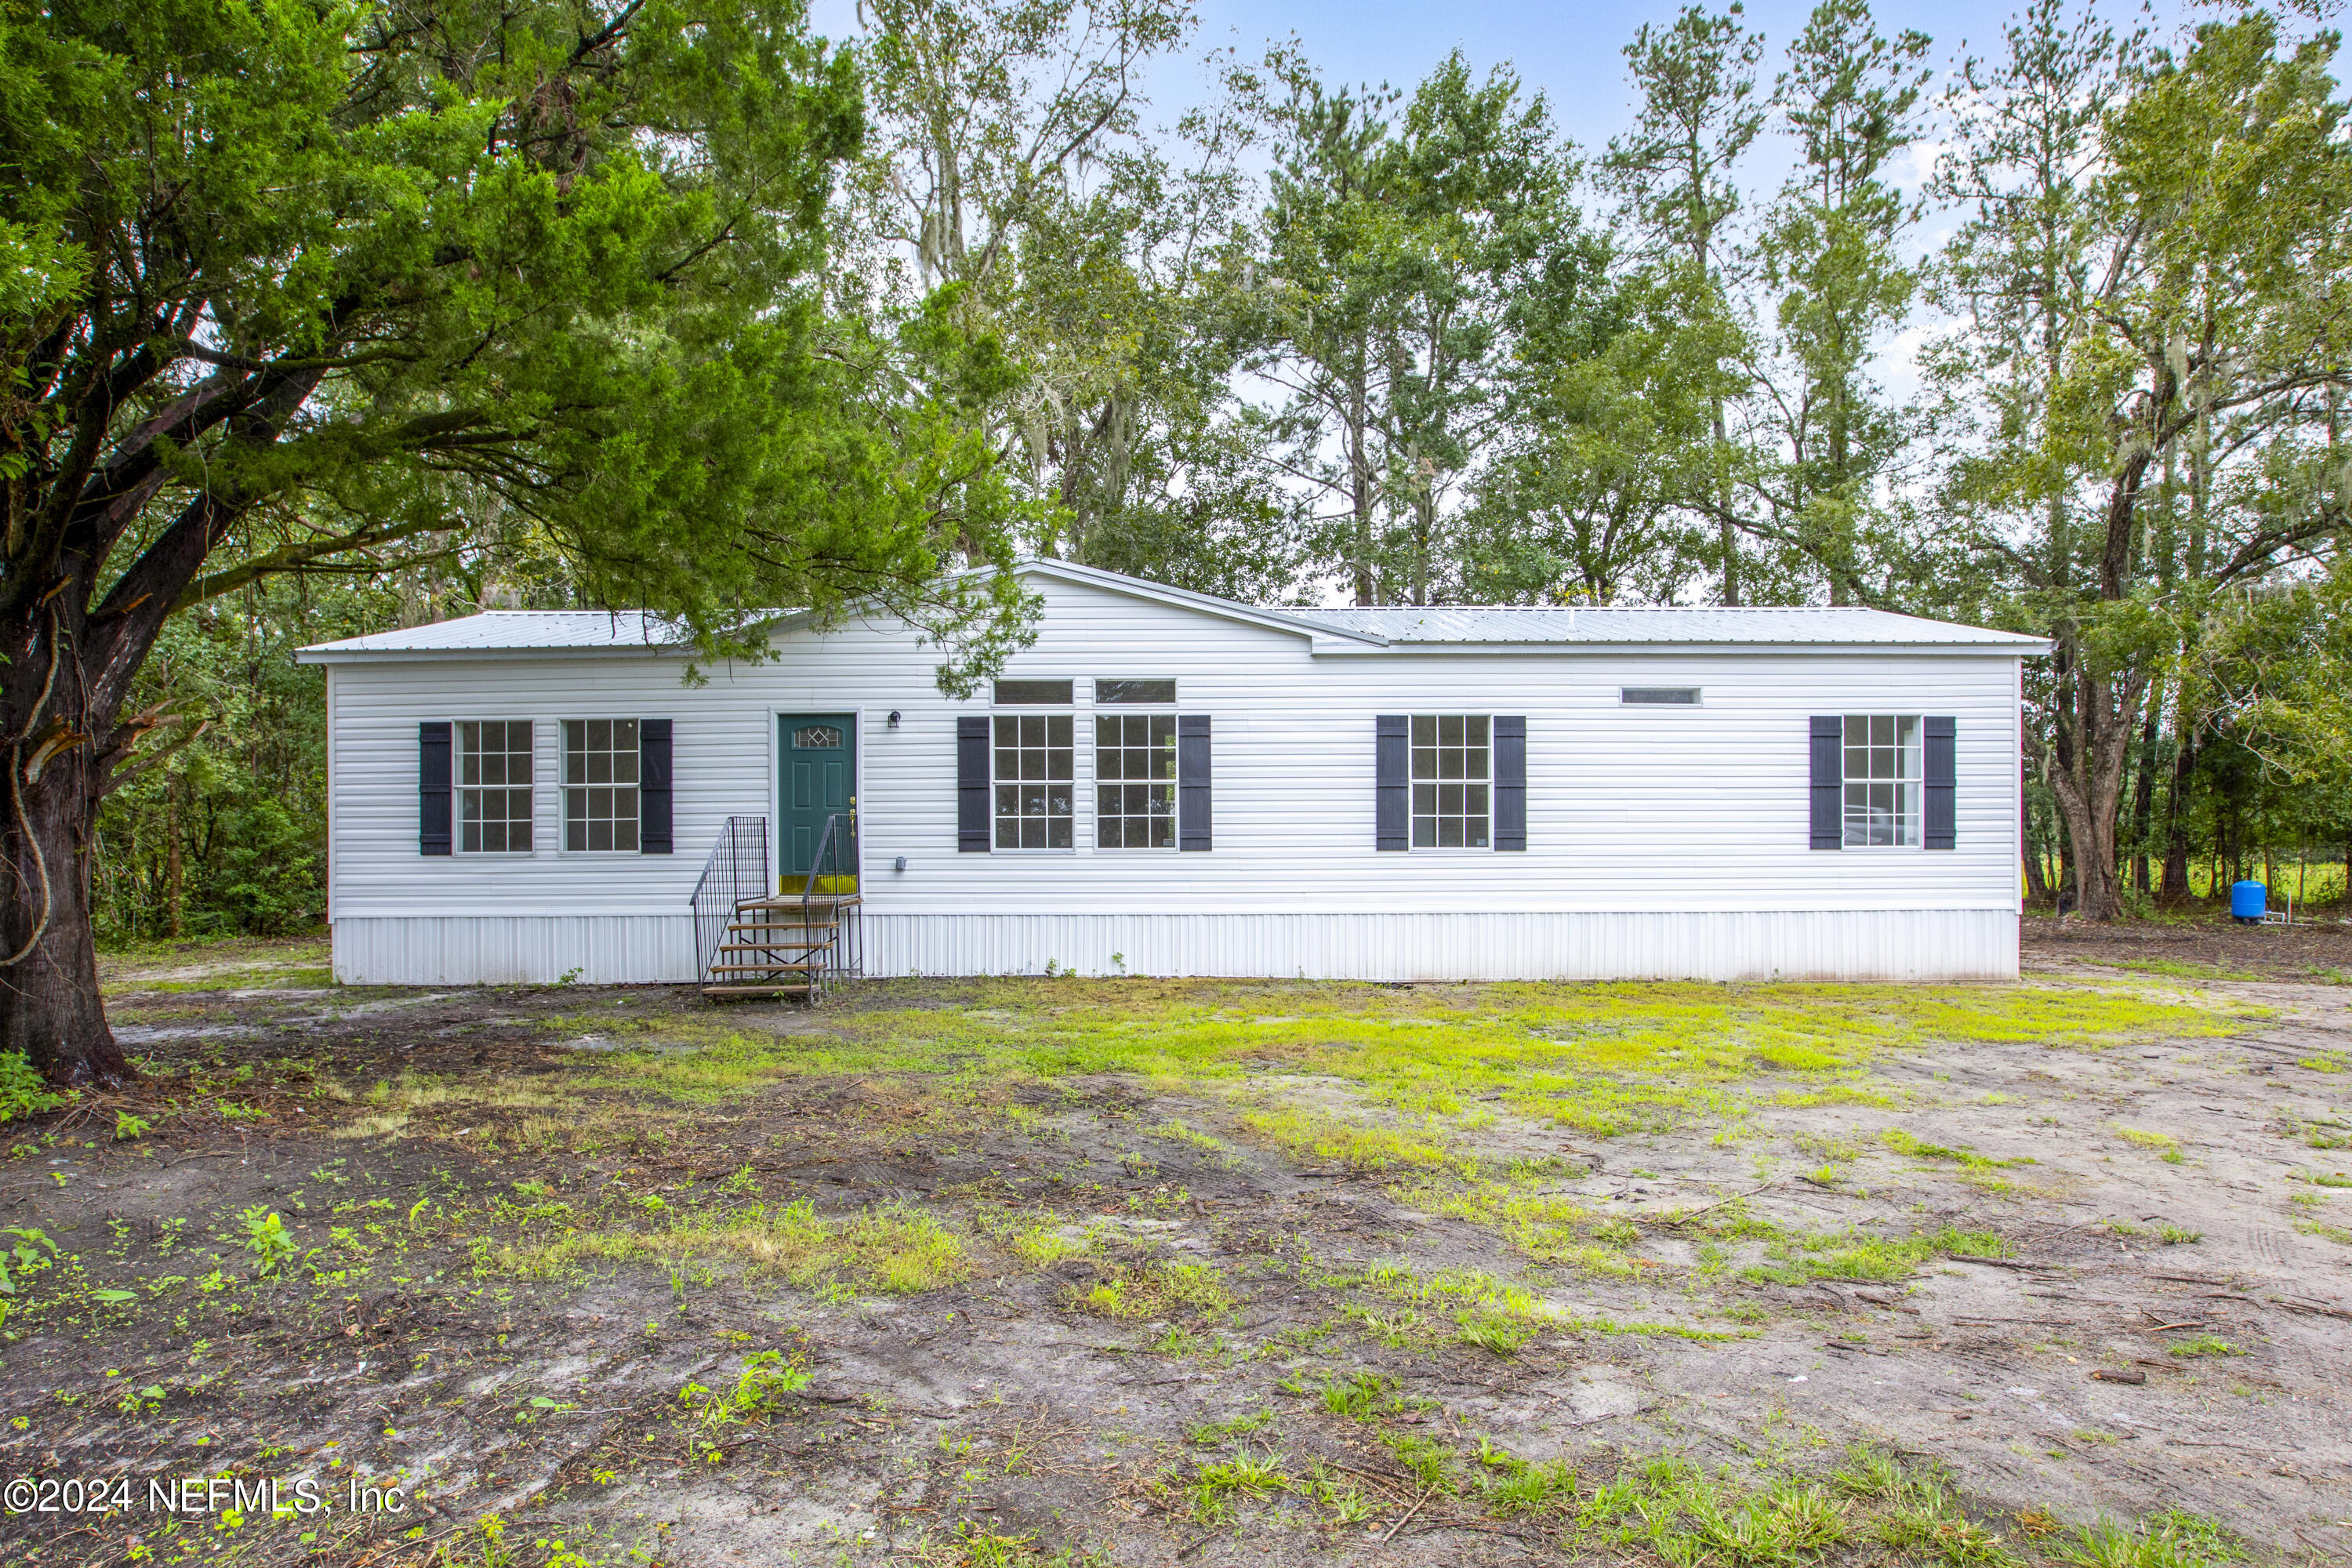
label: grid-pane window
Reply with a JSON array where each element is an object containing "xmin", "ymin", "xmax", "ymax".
[
  {"xmin": 1095, "ymin": 714, "xmax": 1175, "ymax": 849},
  {"xmin": 993, "ymin": 714, "xmax": 1074, "ymax": 848},
  {"xmin": 1842, "ymin": 715, "xmax": 1922, "ymax": 848},
  {"xmin": 1410, "ymin": 715, "xmax": 1490, "ymax": 848},
  {"xmin": 458, "ymin": 720, "xmax": 533, "ymax": 853},
  {"xmin": 563, "ymin": 719, "xmax": 640, "ymax": 852}
]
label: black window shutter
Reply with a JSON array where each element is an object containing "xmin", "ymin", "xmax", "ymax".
[
  {"xmin": 1492, "ymin": 715, "xmax": 1526, "ymax": 851},
  {"xmin": 1376, "ymin": 715, "xmax": 1409, "ymax": 851},
  {"xmin": 1809, "ymin": 716, "xmax": 1842, "ymax": 851},
  {"xmin": 419, "ymin": 721, "xmax": 452, "ymax": 856},
  {"xmin": 1923, "ymin": 715, "xmax": 1956, "ymax": 851},
  {"xmin": 1178, "ymin": 715, "xmax": 1212, "ymax": 851},
  {"xmin": 638, "ymin": 719, "xmax": 673, "ymax": 854},
  {"xmin": 956, "ymin": 716, "xmax": 990, "ymax": 851}
]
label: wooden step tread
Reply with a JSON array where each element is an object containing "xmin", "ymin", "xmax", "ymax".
[
  {"xmin": 718, "ymin": 938, "xmax": 831, "ymax": 950},
  {"xmin": 708, "ymin": 960, "xmax": 824, "ymax": 974},
  {"xmin": 728, "ymin": 920, "xmax": 836, "ymax": 932},
  {"xmin": 736, "ymin": 894, "xmax": 862, "ymax": 911},
  {"xmin": 702, "ymin": 984, "xmax": 815, "ymax": 997}
]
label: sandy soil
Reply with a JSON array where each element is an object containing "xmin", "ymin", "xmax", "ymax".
[{"xmin": 1, "ymin": 923, "xmax": 2347, "ymax": 1567}]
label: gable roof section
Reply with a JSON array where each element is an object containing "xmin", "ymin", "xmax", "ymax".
[
  {"xmin": 1009, "ymin": 559, "xmax": 1389, "ymax": 647},
  {"xmin": 297, "ymin": 561, "xmax": 2046, "ymax": 662}
]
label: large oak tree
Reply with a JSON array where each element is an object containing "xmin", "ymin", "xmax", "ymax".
[{"xmin": 0, "ymin": 0, "xmax": 1033, "ymax": 1083}]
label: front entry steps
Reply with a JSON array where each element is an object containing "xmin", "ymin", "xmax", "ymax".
[{"xmin": 700, "ymin": 893, "xmax": 861, "ymax": 999}]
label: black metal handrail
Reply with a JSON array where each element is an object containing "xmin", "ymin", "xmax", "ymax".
[
  {"xmin": 799, "ymin": 808, "xmax": 861, "ymax": 995},
  {"xmin": 689, "ymin": 815, "xmax": 768, "ymax": 998}
]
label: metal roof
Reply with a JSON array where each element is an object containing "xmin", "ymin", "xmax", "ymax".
[
  {"xmin": 1278, "ymin": 604, "xmax": 2047, "ymax": 647},
  {"xmin": 298, "ymin": 610, "xmax": 700, "ymax": 659},
  {"xmin": 298, "ymin": 571, "xmax": 2045, "ymax": 660}
]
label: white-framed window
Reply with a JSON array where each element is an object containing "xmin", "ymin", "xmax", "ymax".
[
  {"xmin": 993, "ymin": 713, "xmax": 1074, "ymax": 849},
  {"xmin": 1843, "ymin": 714, "xmax": 1922, "ymax": 848},
  {"xmin": 457, "ymin": 720, "xmax": 533, "ymax": 854},
  {"xmin": 562, "ymin": 718, "xmax": 640, "ymax": 852},
  {"xmin": 1095, "ymin": 713, "xmax": 1176, "ymax": 849},
  {"xmin": 1411, "ymin": 714, "xmax": 1490, "ymax": 848}
]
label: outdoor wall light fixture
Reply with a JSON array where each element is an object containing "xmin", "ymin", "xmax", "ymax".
[
  {"xmin": 887, "ymin": 710, "xmax": 901, "ymax": 728},
  {"xmin": 894, "ymin": 856, "xmax": 909, "ymax": 872}
]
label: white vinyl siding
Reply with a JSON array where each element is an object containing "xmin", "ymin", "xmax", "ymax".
[{"xmin": 314, "ymin": 575, "xmax": 2028, "ymax": 982}]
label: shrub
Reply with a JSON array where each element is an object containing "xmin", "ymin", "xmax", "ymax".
[{"xmin": 0, "ymin": 1054, "xmax": 60, "ymax": 1124}]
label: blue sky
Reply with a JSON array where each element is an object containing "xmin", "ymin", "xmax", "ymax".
[
  {"xmin": 815, "ymin": 0, "xmax": 2209, "ymax": 224},
  {"xmin": 1167, "ymin": 0, "xmax": 2132, "ymax": 152}
]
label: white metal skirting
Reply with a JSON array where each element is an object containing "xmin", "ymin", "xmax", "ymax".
[
  {"xmin": 332, "ymin": 915, "xmax": 699, "ymax": 985},
  {"xmin": 331, "ymin": 909, "xmax": 2017, "ymax": 985},
  {"xmin": 865, "ymin": 910, "xmax": 2017, "ymax": 982}
]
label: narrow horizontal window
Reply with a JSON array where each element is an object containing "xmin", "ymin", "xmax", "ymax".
[
  {"xmin": 562, "ymin": 718, "xmax": 640, "ymax": 852},
  {"xmin": 1842, "ymin": 714, "xmax": 1922, "ymax": 848},
  {"xmin": 993, "ymin": 679, "xmax": 1073, "ymax": 706},
  {"xmin": 1622, "ymin": 687, "xmax": 1701, "ymax": 705},
  {"xmin": 457, "ymin": 719, "xmax": 533, "ymax": 854},
  {"xmin": 1095, "ymin": 678, "xmax": 1177, "ymax": 705}
]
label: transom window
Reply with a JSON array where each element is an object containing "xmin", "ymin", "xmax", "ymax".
[
  {"xmin": 993, "ymin": 678, "xmax": 1073, "ymax": 706},
  {"xmin": 1411, "ymin": 715, "xmax": 1490, "ymax": 848},
  {"xmin": 1843, "ymin": 714, "xmax": 1922, "ymax": 848},
  {"xmin": 1096, "ymin": 714, "xmax": 1176, "ymax": 849},
  {"xmin": 993, "ymin": 714, "xmax": 1073, "ymax": 849},
  {"xmin": 1096, "ymin": 678, "xmax": 1177, "ymax": 705},
  {"xmin": 562, "ymin": 719, "xmax": 640, "ymax": 852},
  {"xmin": 457, "ymin": 720, "xmax": 533, "ymax": 854}
]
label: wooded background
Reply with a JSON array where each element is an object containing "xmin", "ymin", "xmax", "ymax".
[{"xmin": 64, "ymin": 0, "xmax": 2352, "ymax": 941}]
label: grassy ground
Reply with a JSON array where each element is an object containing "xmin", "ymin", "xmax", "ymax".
[{"xmin": 0, "ymin": 932, "xmax": 2348, "ymax": 1566}]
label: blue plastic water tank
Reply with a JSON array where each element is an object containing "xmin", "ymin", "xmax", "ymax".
[{"xmin": 2230, "ymin": 880, "xmax": 2268, "ymax": 920}]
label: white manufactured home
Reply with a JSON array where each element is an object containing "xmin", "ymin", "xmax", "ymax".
[{"xmin": 297, "ymin": 561, "xmax": 2045, "ymax": 989}]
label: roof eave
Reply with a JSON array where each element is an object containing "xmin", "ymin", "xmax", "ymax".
[
  {"xmin": 294, "ymin": 643, "xmax": 694, "ymax": 665},
  {"xmin": 1306, "ymin": 638, "xmax": 2052, "ymax": 656}
]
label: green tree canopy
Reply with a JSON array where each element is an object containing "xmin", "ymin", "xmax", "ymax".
[{"xmin": 0, "ymin": 0, "xmax": 1037, "ymax": 1081}]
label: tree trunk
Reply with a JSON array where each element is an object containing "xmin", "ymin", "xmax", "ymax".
[
  {"xmin": 2125, "ymin": 706, "xmax": 2157, "ymax": 895},
  {"xmin": 165, "ymin": 784, "xmax": 183, "ymax": 940},
  {"xmin": 0, "ymin": 724, "xmax": 129, "ymax": 1086},
  {"xmin": 1712, "ymin": 397, "xmax": 1739, "ymax": 607},
  {"xmin": 2158, "ymin": 713, "xmax": 2196, "ymax": 907}
]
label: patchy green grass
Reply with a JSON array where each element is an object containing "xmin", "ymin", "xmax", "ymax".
[
  {"xmin": 2165, "ymin": 1335, "xmax": 2243, "ymax": 1359},
  {"xmin": 1069, "ymin": 1260, "xmax": 1234, "ymax": 1323},
  {"xmin": 1745, "ymin": 1225, "xmax": 2009, "ymax": 1286},
  {"xmin": 495, "ymin": 1198, "xmax": 970, "ymax": 1295},
  {"xmin": 1882, "ymin": 1128, "xmax": 2033, "ymax": 1170},
  {"xmin": 555, "ymin": 979, "xmax": 2255, "ymax": 1136}
]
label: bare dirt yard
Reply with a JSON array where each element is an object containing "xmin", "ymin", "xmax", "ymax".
[{"xmin": 2, "ymin": 916, "xmax": 2349, "ymax": 1568}]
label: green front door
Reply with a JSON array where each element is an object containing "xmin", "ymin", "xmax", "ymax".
[{"xmin": 779, "ymin": 713, "xmax": 857, "ymax": 884}]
